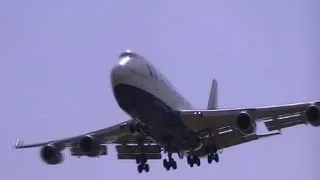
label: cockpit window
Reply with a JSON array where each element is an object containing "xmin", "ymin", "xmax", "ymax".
[{"xmin": 119, "ymin": 51, "xmax": 137, "ymax": 59}]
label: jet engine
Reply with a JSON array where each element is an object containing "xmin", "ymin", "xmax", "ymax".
[
  {"xmin": 305, "ymin": 104, "xmax": 320, "ymax": 127},
  {"xmin": 236, "ymin": 111, "xmax": 257, "ymax": 135},
  {"xmin": 40, "ymin": 144, "xmax": 63, "ymax": 165},
  {"xmin": 79, "ymin": 135, "xmax": 104, "ymax": 157}
]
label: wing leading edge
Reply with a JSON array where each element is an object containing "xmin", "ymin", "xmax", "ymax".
[
  {"xmin": 14, "ymin": 119, "xmax": 154, "ymax": 150},
  {"xmin": 14, "ymin": 119, "xmax": 162, "ymax": 164}
]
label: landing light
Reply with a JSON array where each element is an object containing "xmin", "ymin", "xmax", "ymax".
[{"xmin": 119, "ymin": 56, "xmax": 130, "ymax": 66}]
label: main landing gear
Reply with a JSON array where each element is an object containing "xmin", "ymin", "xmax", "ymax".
[
  {"xmin": 206, "ymin": 145, "xmax": 219, "ymax": 164},
  {"xmin": 136, "ymin": 154, "xmax": 150, "ymax": 173},
  {"xmin": 207, "ymin": 153, "xmax": 219, "ymax": 164},
  {"xmin": 187, "ymin": 146, "xmax": 220, "ymax": 168},
  {"xmin": 187, "ymin": 155, "xmax": 201, "ymax": 167},
  {"xmin": 162, "ymin": 144, "xmax": 180, "ymax": 171},
  {"xmin": 163, "ymin": 152, "xmax": 177, "ymax": 171}
]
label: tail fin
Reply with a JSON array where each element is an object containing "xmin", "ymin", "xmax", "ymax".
[{"xmin": 207, "ymin": 79, "xmax": 218, "ymax": 109}]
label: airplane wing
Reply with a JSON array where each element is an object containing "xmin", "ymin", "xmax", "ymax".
[
  {"xmin": 14, "ymin": 119, "xmax": 143, "ymax": 149},
  {"xmin": 180, "ymin": 100, "xmax": 320, "ymax": 152},
  {"xmin": 14, "ymin": 119, "xmax": 163, "ymax": 162}
]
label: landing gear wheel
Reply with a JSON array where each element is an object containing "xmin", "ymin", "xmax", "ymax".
[
  {"xmin": 187, "ymin": 156, "xmax": 192, "ymax": 165},
  {"xmin": 195, "ymin": 157, "xmax": 201, "ymax": 166},
  {"xmin": 137, "ymin": 163, "xmax": 150, "ymax": 173},
  {"xmin": 213, "ymin": 154, "xmax": 219, "ymax": 163},
  {"xmin": 206, "ymin": 145, "xmax": 220, "ymax": 165},
  {"xmin": 172, "ymin": 160, "xmax": 177, "ymax": 170},
  {"xmin": 207, "ymin": 154, "xmax": 213, "ymax": 164},
  {"xmin": 187, "ymin": 156, "xmax": 200, "ymax": 167},
  {"xmin": 163, "ymin": 158, "xmax": 177, "ymax": 171},
  {"xmin": 144, "ymin": 164, "xmax": 150, "ymax": 172},
  {"xmin": 136, "ymin": 153, "xmax": 149, "ymax": 173},
  {"xmin": 206, "ymin": 153, "xmax": 219, "ymax": 164},
  {"xmin": 137, "ymin": 164, "xmax": 143, "ymax": 173},
  {"xmin": 163, "ymin": 159, "xmax": 170, "ymax": 170}
]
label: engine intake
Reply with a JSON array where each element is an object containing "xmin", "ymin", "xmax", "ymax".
[
  {"xmin": 79, "ymin": 135, "xmax": 103, "ymax": 157},
  {"xmin": 40, "ymin": 144, "xmax": 63, "ymax": 165},
  {"xmin": 305, "ymin": 105, "xmax": 320, "ymax": 126},
  {"xmin": 236, "ymin": 111, "xmax": 256, "ymax": 135}
]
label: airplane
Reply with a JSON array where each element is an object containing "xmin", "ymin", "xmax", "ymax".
[{"xmin": 14, "ymin": 50, "xmax": 320, "ymax": 173}]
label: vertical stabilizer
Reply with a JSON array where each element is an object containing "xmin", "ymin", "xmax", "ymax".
[{"xmin": 207, "ymin": 79, "xmax": 218, "ymax": 109}]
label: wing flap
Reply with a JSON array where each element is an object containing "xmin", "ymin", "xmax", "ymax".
[
  {"xmin": 117, "ymin": 153, "xmax": 162, "ymax": 160},
  {"xmin": 263, "ymin": 113, "xmax": 306, "ymax": 131},
  {"xmin": 116, "ymin": 144, "xmax": 162, "ymax": 160},
  {"xmin": 115, "ymin": 144, "xmax": 161, "ymax": 154},
  {"xmin": 70, "ymin": 145, "xmax": 108, "ymax": 156}
]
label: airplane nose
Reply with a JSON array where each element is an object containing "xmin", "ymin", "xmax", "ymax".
[
  {"xmin": 111, "ymin": 50, "xmax": 139, "ymax": 87},
  {"xmin": 110, "ymin": 64, "xmax": 126, "ymax": 87}
]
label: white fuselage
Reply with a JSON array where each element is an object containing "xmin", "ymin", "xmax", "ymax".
[
  {"xmin": 110, "ymin": 51, "xmax": 202, "ymax": 152},
  {"xmin": 111, "ymin": 52, "xmax": 193, "ymax": 111}
]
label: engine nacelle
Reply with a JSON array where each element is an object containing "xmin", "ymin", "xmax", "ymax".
[
  {"xmin": 79, "ymin": 135, "xmax": 103, "ymax": 157},
  {"xmin": 40, "ymin": 144, "xmax": 63, "ymax": 165},
  {"xmin": 305, "ymin": 104, "xmax": 320, "ymax": 127},
  {"xmin": 236, "ymin": 111, "xmax": 257, "ymax": 135}
]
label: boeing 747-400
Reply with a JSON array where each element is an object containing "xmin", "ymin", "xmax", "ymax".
[{"xmin": 14, "ymin": 50, "xmax": 320, "ymax": 173}]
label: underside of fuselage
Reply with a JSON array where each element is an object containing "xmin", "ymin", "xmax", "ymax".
[
  {"xmin": 110, "ymin": 51, "xmax": 206, "ymax": 156},
  {"xmin": 113, "ymin": 83, "xmax": 201, "ymax": 151}
]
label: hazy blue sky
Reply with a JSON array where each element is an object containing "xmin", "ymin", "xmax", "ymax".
[{"xmin": 1, "ymin": 0, "xmax": 319, "ymax": 180}]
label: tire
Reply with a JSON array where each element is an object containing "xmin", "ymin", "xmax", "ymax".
[
  {"xmin": 163, "ymin": 159, "xmax": 168, "ymax": 168},
  {"xmin": 196, "ymin": 157, "xmax": 201, "ymax": 166},
  {"xmin": 187, "ymin": 156, "xmax": 192, "ymax": 164},
  {"xmin": 214, "ymin": 154, "xmax": 219, "ymax": 163},
  {"xmin": 172, "ymin": 161, "xmax": 177, "ymax": 170},
  {"xmin": 144, "ymin": 164, "xmax": 150, "ymax": 172},
  {"xmin": 137, "ymin": 164, "xmax": 143, "ymax": 173},
  {"xmin": 207, "ymin": 155, "xmax": 212, "ymax": 164}
]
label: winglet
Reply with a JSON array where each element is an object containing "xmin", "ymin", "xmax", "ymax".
[{"xmin": 14, "ymin": 138, "xmax": 24, "ymax": 149}]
